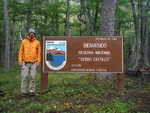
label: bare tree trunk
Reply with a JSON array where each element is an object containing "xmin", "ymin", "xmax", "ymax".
[
  {"xmin": 143, "ymin": 17, "xmax": 149, "ymax": 66},
  {"xmin": 132, "ymin": 0, "xmax": 142, "ymax": 69},
  {"xmin": 100, "ymin": 0, "xmax": 117, "ymax": 35},
  {"xmin": 64, "ymin": 0, "xmax": 70, "ymax": 36},
  {"xmin": 128, "ymin": 0, "xmax": 138, "ymax": 67},
  {"xmin": 10, "ymin": 20, "xmax": 17, "ymax": 66},
  {"xmin": 130, "ymin": 0, "xmax": 150, "ymax": 69},
  {"xmin": 141, "ymin": 0, "xmax": 150, "ymax": 67},
  {"xmin": 97, "ymin": 0, "xmax": 117, "ymax": 79},
  {"xmin": 3, "ymin": 0, "xmax": 11, "ymax": 70},
  {"xmin": 140, "ymin": 14, "xmax": 149, "ymax": 66},
  {"xmin": 98, "ymin": 0, "xmax": 125, "ymax": 94}
]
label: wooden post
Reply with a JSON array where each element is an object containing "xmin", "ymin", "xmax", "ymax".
[
  {"xmin": 41, "ymin": 72, "xmax": 48, "ymax": 89},
  {"xmin": 40, "ymin": 36, "xmax": 48, "ymax": 89},
  {"xmin": 116, "ymin": 73, "xmax": 125, "ymax": 94}
]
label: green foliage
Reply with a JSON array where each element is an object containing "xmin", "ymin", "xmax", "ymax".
[
  {"xmin": 1, "ymin": 68, "xmax": 147, "ymax": 112},
  {"xmin": 0, "ymin": 67, "xmax": 20, "ymax": 89},
  {"xmin": 0, "ymin": 0, "xmax": 139, "ymax": 68},
  {"xmin": 18, "ymin": 102, "xmax": 50, "ymax": 113},
  {"xmin": 99, "ymin": 100, "xmax": 131, "ymax": 113}
]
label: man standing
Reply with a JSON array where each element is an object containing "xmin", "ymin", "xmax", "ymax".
[{"xmin": 18, "ymin": 28, "xmax": 41, "ymax": 96}]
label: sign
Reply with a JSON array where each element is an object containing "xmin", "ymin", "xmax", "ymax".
[
  {"xmin": 43, "ymin": 36, "xmax": 123, "ymax": 73},
  {"xmin": 45, "ymin": 40, "xmax": 67, "ymax": 70}
]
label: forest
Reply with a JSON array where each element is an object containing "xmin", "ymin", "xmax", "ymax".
[
  {"xmin": 1, "ymin": 0, "xmax": 150, "ymax": 70},
  {"xmin": 0, "ymin": 0, "xmax": 150, "ymax": 113}
]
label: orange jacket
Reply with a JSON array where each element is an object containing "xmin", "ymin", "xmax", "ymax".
[{"xmin": 18, "ymin": 36, "xmax": 41, "ymax": 65}]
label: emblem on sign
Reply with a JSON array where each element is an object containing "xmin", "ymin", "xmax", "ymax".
[{"xmin": 45, "ymin": 40, "xmax": 67, "ymax": 70}]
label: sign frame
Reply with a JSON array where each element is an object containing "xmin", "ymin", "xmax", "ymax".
[{"xmin": 42, "ymin": 36, "xmax": 124, "ymax": 73}]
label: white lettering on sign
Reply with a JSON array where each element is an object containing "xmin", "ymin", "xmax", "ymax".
[
  {"xmin": 96, "ymin": 68, "xmax": 107, "ymax": 71},
  {"xmin": 95, "ymin": 51, "xmax": 111, "ymax": 55},
  {"xmin": 93, "ymin": 57, "xmax": 111, "ymax": 62},
  {"xmin": 78, "ymin": 50, "xmax": 94, "ymax": 55},
  {"xmin": 83, "ymin": 43, "xmax": 107, "ymax": 48},
  {"xmin": 71, "ymin": 64, "xmax": 82, "ymax": 67},
  {"xmin": 71, "ymin": 68, "xmax": 95, "ymax": 72},
  {"xmin": 78, "ymin": 57, "xmax": 92, "ymax": 62},
  {"xmin": 78, "ymin": 57, "xmax": 111, "ymax": 62},
  {"xmin": 95, "ymin": 37, "xmax": 117, "ymax": 40},
  {"xmin": 78, "ymin": 50, "xmax": 111, "ymax": 55}
]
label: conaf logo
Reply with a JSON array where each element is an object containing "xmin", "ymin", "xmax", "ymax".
[{"xmin": 45, "ymin": 40, "xmax": 67, "ymax": 70}]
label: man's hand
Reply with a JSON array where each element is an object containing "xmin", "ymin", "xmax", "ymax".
[{"xmin": 20, "ymin": 62, "xmax": 26, "ymax": 69}]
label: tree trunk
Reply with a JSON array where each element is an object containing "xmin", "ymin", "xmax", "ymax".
[
  {"xmin": 97, "ymin": 0, "xmax": 117, "ymax": 79},
  {"xmin": 130, "ymin": 0, "xmax": 150, "ymax": 69},
  {"xmin": 3, "ymin": 0, "xmax": 11, "ymax": 70},
  {"xmin": 98, "ymin": 0, "xmax": 125, "ymax": 94},
  {"xmin": 143, "ymin": 17, "xmax": 149, "ymax": 66},
  {"xmin": 10, "ymin": 20, "xmax": 17, "ymax": 66},
  {"xmin": 64, "ymin": 0, "xmax": 70, "ymax": 36},
  {"xmin": 140, "ymin": 11, "xmax": 149, "ymax": 67},
  {"xmin": 100, "ymin": 0, "xmax": 117, "ymax": 36}
]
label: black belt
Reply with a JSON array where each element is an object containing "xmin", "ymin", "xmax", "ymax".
[{"xmin": 25, "ymin": 62, "xmax": 35, "ymax": 64}]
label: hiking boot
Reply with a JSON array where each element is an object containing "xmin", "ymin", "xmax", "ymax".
[
  {"xmin": 21, "ymin": 93, "xmax": 29, "ymax": 97},
  {"xmin": 29, "ymin": 92, "xmax": 36, "ymax": 96}
]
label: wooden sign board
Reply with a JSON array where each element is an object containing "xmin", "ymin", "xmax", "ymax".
[{"xmin": 42, "ymin": 36, "xmax": 123, "ymax": 73}]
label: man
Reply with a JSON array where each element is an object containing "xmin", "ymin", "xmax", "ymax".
[{"xmin": 18, "ymin": 28, "xmax": 41, "ymax": 96}]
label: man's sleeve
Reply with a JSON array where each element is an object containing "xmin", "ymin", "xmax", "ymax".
[{"xmin": 18, "ymin": 41, "xmax": 24, "ymax": 65}]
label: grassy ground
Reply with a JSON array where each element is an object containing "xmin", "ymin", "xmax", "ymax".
[{"xmin": 0, "ymin": 67, "xmax": 150, "ymax": 113}]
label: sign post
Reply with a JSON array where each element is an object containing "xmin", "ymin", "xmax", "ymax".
[
  {"xmin": 41, "ymin": 72, "xmax": 48, "ymax": 89},
  {"xmin": 41, "ymin": 37, "xmax": 48, "ymax": 89},
  {"xmin": 41, "ymin": 36, "xmax": 124, "ymax": 90}
]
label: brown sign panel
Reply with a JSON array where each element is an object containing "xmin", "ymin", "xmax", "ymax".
[{"xmin": 43, "ymin": 36, "xmax": 123, "ymax": 73}]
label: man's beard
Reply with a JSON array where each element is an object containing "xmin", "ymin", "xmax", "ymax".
[{"xmin": 29, "ymin": 37, "xmax": 34, "ymax": 41}]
